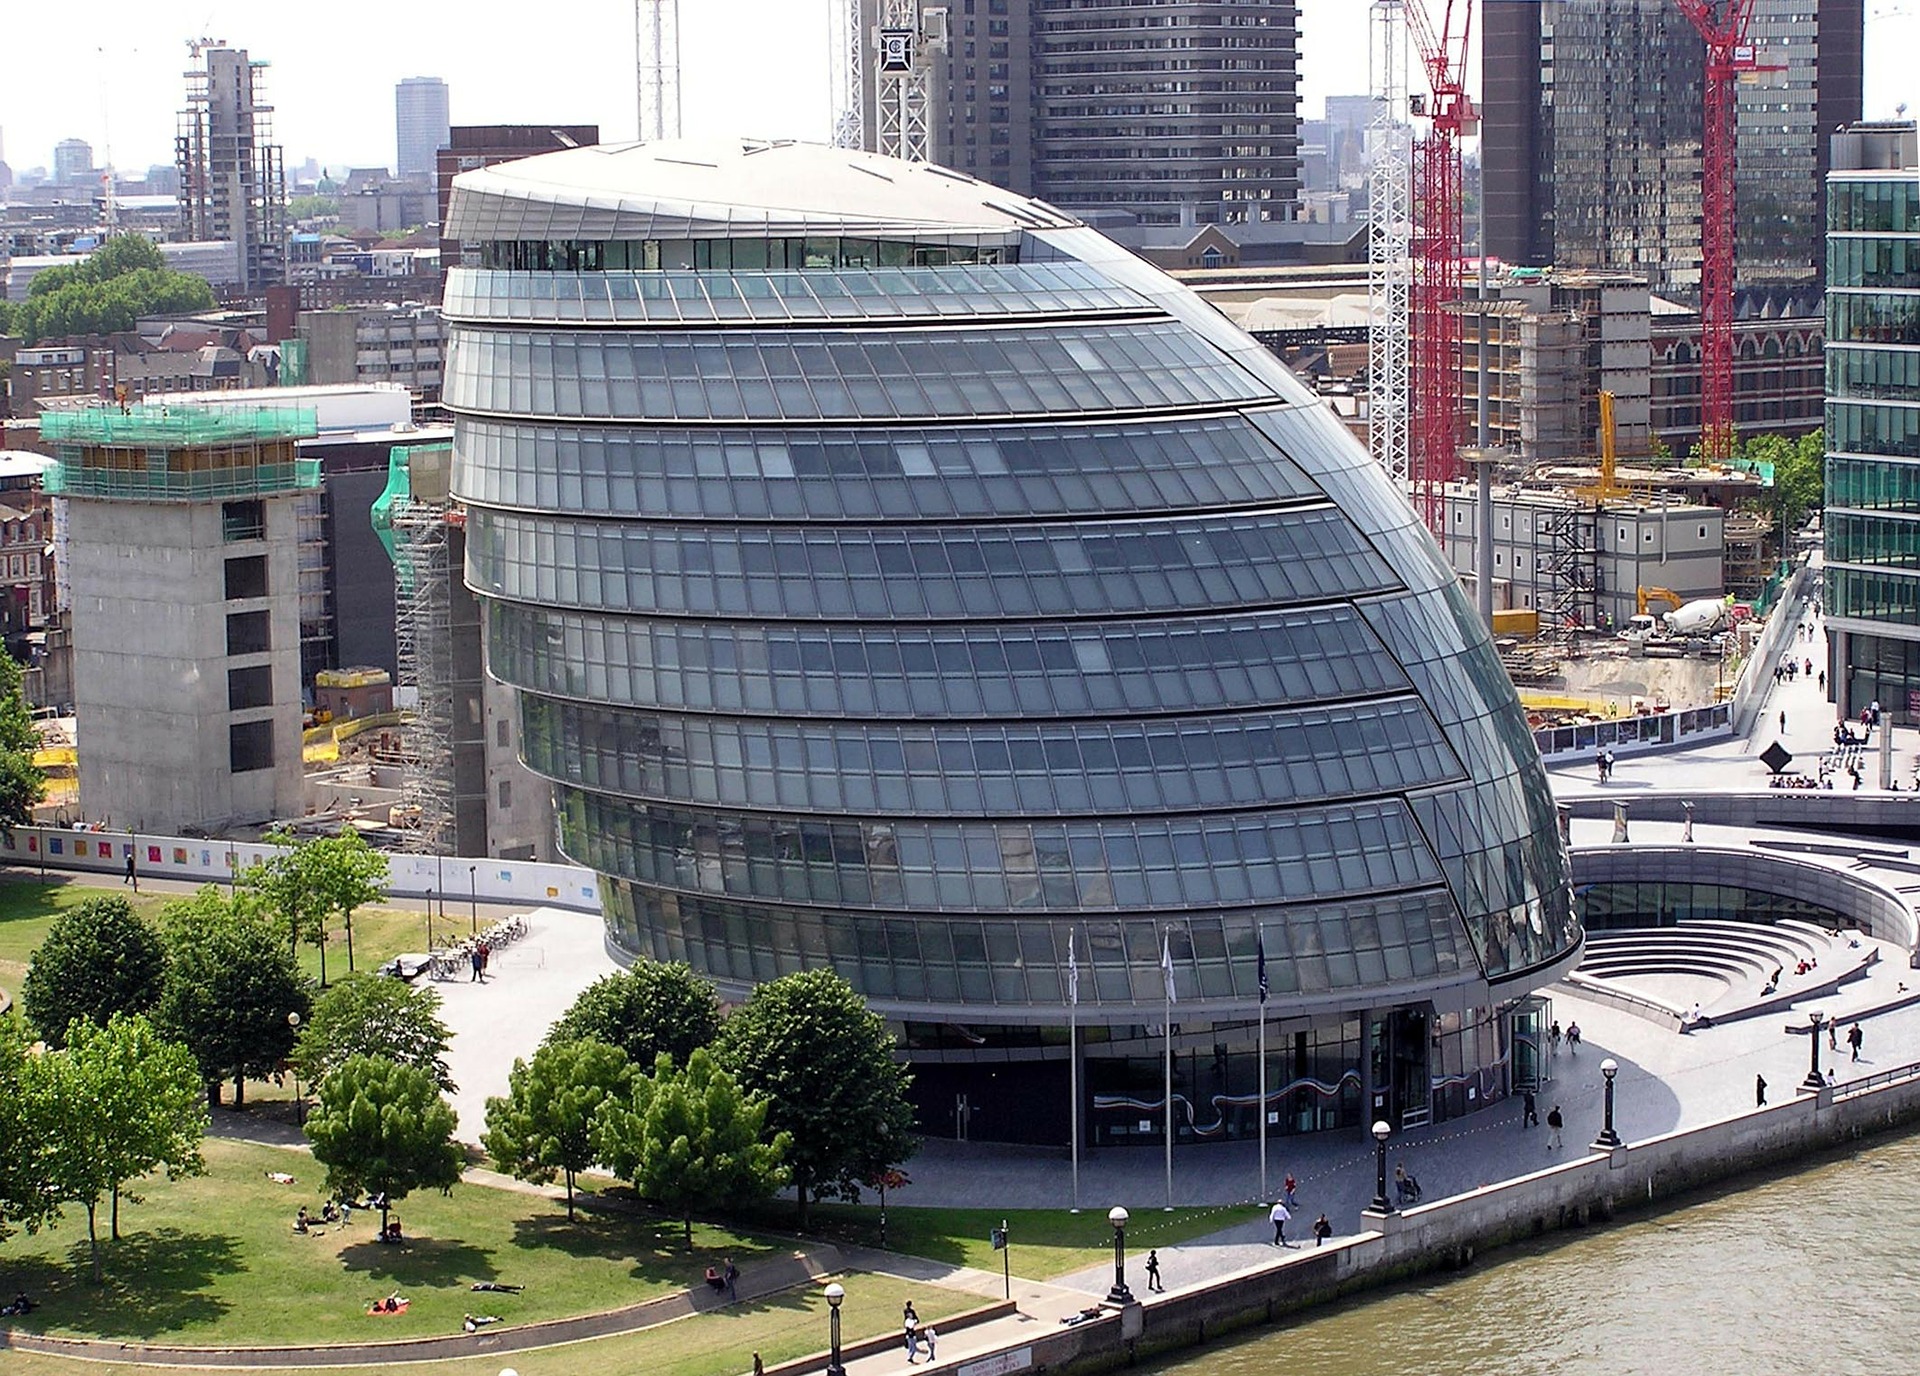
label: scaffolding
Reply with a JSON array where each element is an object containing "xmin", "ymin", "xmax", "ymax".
[
  {"xmin": 1367, "ymin": 1, "xmax": 1413, "ymax": 493},
  {"xmin": 372, "ymin": 444, "xmax": 455, "ymax": 854}
]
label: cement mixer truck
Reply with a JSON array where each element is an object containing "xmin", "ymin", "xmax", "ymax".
[{"xmin": 1619, "ymin": 589, "xmax": 1731, "ymax": 646}]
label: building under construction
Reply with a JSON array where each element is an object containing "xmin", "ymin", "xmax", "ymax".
[{"xmin": 176, "ymin": 41, "xmax": 287, "ymax": 293}]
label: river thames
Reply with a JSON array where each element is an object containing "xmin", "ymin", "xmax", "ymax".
[{"xmin": 1144, "ymin": 1131, "xmax": 1920, "ymax": 1375}]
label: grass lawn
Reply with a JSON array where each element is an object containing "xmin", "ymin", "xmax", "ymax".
[
  {"xmin": 0, "ymin": 1137, "xmax": 857, "ymax": 1347},
  {"xmin": 0, "ymin": 1275, "xmax": 970, "ymax": 1376},
  {"xmin": 742, "ymin": 1199, "xmax": 1230, "ymax": 1280}
]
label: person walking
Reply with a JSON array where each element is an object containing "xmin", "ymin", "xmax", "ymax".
[
  {"xmin": 1313, "ymin": 1213, "xmax": 1333, "ymax": 1246},
  {"xmin": 469, "ymin": 946, "xmax": 483, "ymax": 982},
  {"xmin": 1829, "ymin": 1019, "xmax": 1839, "ymax": 1052},
  {"xmin": 1282, "ymin": 1173, "xmax": 1298, "ymax": 1209},
  {"xmin": 1566, "ymin": 1021, "xmax": 1582, "ymax": 1053},
  {"xmin": 904, "ymin": 1299, "xmax": 921, "ymax": 1362},
  {"xmin": 1269, "ymin": 1199, "xmax": 1292, "ymax": 1246},
  {"xmin": 752, "ymin": 1355, "xmax": 765, "ymax": 1376},
  {"xmin": 1849, "ymin": 1023, "xmax": 1864, "ymax": 1062},
  {"xmin": 123, "ymin": 850, "xmax": 137, "ymax": 890},
  {"xmin": 922, "ymin": 1325, "xmax": 938, "ymax": 1360},
  {"xmin": 1755, "ymin": 1073, "xmax": 1768, "ymax": 1106},
  {"xmin": 1546, "ymin": 1105, "xmax": 1564, "ymax": 1149},
  {"xmin": 1549, "ymin": 1022, "xmax": 1562, "ymax": 1056},
  {"xmin": 1521, "ymin": 1089, "xmax": 1539, "ymax": 1128},
  {"xmin": 1145, "ymin": 1249, "xmax": 1162, "ymax": 1292},
  {"xmin": 723, "ymin": 1258, "xmax": 739, "ymax": 1302},
  {"xmin": 1780, "ymin": 709, "xmax": 1788, "ymax": 733}
]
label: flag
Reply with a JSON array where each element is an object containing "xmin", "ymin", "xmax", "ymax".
[
  {"xmin": 1161, "ymin": 930, "xmax": 1177, "ymax": 1005},
  {"xmin": 1067, "ymin": 935, "xmax": 1079, "ymax": 1007},
  {"xmin": 1257, "ymin": 935, "xmax": 1269, "ymax": 1005}
]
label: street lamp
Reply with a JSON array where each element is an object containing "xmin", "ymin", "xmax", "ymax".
[
  {"xmin": 1803, "ymin": 1010, "xmax": 1827, "ymax": 1092},
  {"xmin": 823, "ymin": 1281, "xmax": 846, "ymax": 1376},
  {"xmin": 1594, "ymin": 1057, "xmax": 1622, "ymax": 1148},
  {"xmin": 287, "ymin": 1011, "xmax": 305, "ymax": 1126},
  {"xmin": 469, "ymin": 864, "xmax": 478, "ymax": 935},
  {"xmin": 1106, "ymin": 1206, "xmax": 1134, "ymax": 1304},
  {"xmin": 1370, "ymin": 1120, "xmax": 1393, "ymax": 1213}
]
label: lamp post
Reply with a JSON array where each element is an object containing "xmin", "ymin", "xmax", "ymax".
[
  {"xmin": 823, "ymin": 1281, "xmax": 846, "ymax": 1376},
  {"xmin": 1370, "ymin": 1120, "xmax": 1393, "ymax": 1213},
  {"xmin": 1803, "ymin": 1010, "xmax": 1827, "ymax": 1092},
  {"xmin": 287, "ymin": 1011, "xmax": 305, "ymax": 1126},
  {"xmin": 1594, "ymin": 1057, "xmax": 1622, "ymax": 1148},
  {"xmin": 1105, "ymin": 1206, "xmax": 1134, "ymax": 1304},
  {"xmin": 469, "ymin": 865, "xmax": 478, "ymax": 935}
]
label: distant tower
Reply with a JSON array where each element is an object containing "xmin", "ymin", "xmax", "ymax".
[
  {"xmin": 176, "ymin": 40, "xmax": 288, "ymax": 292},
  {"xmin": 54, "ymin": 138, "xmax": 95, "ymax": 187},
  {"xmin": 395, "ymin": 77, "xmax": 451, "ymax": 182}
]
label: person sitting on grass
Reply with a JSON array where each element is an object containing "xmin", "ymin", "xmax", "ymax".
[
  {"xmin": 369, "ymin": 1292, "xmax": 408, "ymax": 1315},
  {"xmin": 293, "ymin": 1207, "xmax": 311, "ymax": 1234}
]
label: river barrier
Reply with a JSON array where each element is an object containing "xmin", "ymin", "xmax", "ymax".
[{"xmin": 947, "ymin": 1058, "xmax": 1920, "ymax": 1376}]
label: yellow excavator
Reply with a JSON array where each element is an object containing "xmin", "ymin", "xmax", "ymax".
[
  {"xmin": 1573, "ymin": 391, "xmax": 1641, "ymax": 504},
  {"xmin": 1636, "ymin": 586, "xmax": 1684, "ymax": 616}
]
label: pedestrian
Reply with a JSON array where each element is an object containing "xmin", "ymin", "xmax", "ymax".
[
  {"xmin": 1828, "ymin": 1020, "xmax": 1839, "ymax": 1052},
  {"xmin": 1269, "ymin": 1199, "xmax": 1292, "ymax": 1246},
  {"xmin": 123, "ymin": 851, "xmax": 137, "ymax": 889},
  {"xmin": 469, "ymin": 946, "xmax": 482, "ymax": 982},
  {"xmin": 1596, "ymin": 748, "xmax": 1607, "ymax": 783},
  {"xmin": 1521, "ymin": 1088, "xmax": 1539, "ymax": 1128},
  {"xmin": 1566, "ymin": 1021, "xmax": 1582, "ymax": 1052},
  {"xmin": 1849, "ymin": 1022, "xmax": 1864, "ymax": 1061},
  {"xmin": 753, "ymin": 1354, "xmax": 765, "ymax": 1376},
  {"xmin": 904, "ymin": 1299, "xmax": 921, "ymax": 1362},
  {"xmin": 1549, "ymin": 1021, "xmax": 1562, "ymax": 1055},
  {"xmin": 1546, "ymin": 1105, "xmax": 1564, "ymax": 1149},
  {"xmin": 724, "ymin": 1257, "xmax": 739, "ymax": 1302},
  {"xmin": 1780, "ymin": 709, "xmax": 1788, "ymax": 733},
  {"xmin": 1603, "ymin": 747, "xmax": 1615, "ymax": 781},
  {"xmin": 1819, "ymin": 670, "xmax": 1827, "ymax": 693},
  {"xmin": 1756, "ymin": 1073, "xmax": 1768, "ymax": 1106},
  {"xmin": 1145, "ymin": 1249, "xmax": 1162, "ymax": 1292},
  {"xmin": 1313, "ymin": 1213, "xmax": 1333, "ymax": 1246},
  {"xmin": 1282, "ymin": 1173, "xmax": 1298, "ymax": 1209},
  {"xmin": 924, "ymin": 1325, "xmax": 938, "ymax": 1360}
]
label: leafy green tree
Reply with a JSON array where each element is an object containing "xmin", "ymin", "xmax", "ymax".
[
  {"xmin": 483, "ymin": 1038, "xmax": 632, "ymax": 1220},
  {"xmin": 28, "ymin": 1013, "xmax": 206, "ymax": 1280},
  {"xmin": 20, "ymin": 895, "xmax": 167, "ymax": 1048},
  {"xmin": 288, "ymin": 194, "xmax": 340, "ymax": 221},
  {"xmin": 0, "ymin": 651, "xmax": 45, "ymax": 829},
  {"xmin": 153, "ymin": 886, "xmax": 309, "ymax": 1107},
  {"xmin": 0, "ymin": 1014, "xmax": 56, "ymax": 1244},
  {"xmin": 597, "ymin": 1048, "xmax": 788, "ymax": 1246},
  {"xmin": 305, "ymin": 1055, "xmax": 462, "ymax": 1235},
  {"xmin": 242, "ymin": 829, "xmax": 384, "ymax": 981},
  {"xmin": 28, "ymin": 235, "xmax": 166, "ymax": 296},
  {"xmin": 715, "ymin": 970, "xmax": 916, "ymax": 1228},
  {"xmin": 10, "ymin": 235, "xmax": 213, "ymax": 346},
  {"xmin": 294, "ymin": 973, "xmax": 453, "ymax": 1093},
  {"xmin": 546, "ymin": 962, "xmax": 722, "ymax": 1068}
]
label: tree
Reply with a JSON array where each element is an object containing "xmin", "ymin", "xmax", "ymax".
[
  {"xmin": 294, "ymin": 973, "xmax": 453, "ymax": 1093},
  {"xmin": 290, "ymin": 832, "xmax": 389, "ymax": 975},
  {"xmin": 715, "ymin": 970, "xmax": 916, "ymax": 1228},
  {"xmin": 597, "ymin": 1048, "xmax": 788, "ymax": 1246},
  {"xmin": 0, "ymin": 651, "xmax": 45, "ymax": 830},
  {"xmin": 482, "ymin": 1038, "xmax": 632, "ymax": 1220},
  {"xmin": 27, "ymin": 1014, "xmax": 206, "ymax": 1280},
  {"xmin": 0, "ymin": 1014, "xmax": 56, "ymax": 1244},
  {"xmin": 153, "ymin": 886, "xmax": 309, "ymax": 1107},
  {"xmin": 546, "ymin": 963, "xmax": 722, "ymax": 1069},
  {"xmin": 8, "ymin": 235, "xmax": 215, "ymax": 346},
  {"xmin": 20, "ymin": 895, "xmax": 167, "ymax": 1048},
  {"xmin": 304, "ymin": 1055, "xmax": 462, "ymax": 1235}
]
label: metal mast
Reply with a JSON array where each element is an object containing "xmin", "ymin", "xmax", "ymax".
[
  {"xmin": 830, "ymin": 0, "xmax": 866, "ymax": 149},
  {"xmin": 390, "ymin": 495, "xmax": 455, "ymax": 854},
  {"xmin": 637, "ymin": 0, "xmax": 682, "ymax": 142},
  {"xmin": 875, "ymin": 1, "xmax": 946, "ymax": 161},
  {"xmin": 1673, "ymin": 0, "xmax": 1771, "ymax": 462},
  {"xmin": 1367, "ymin": 1, "xmax": 1413, "ymax": 493},
  {"xmin": 1406, "ymin": 0, "xmax": 1475, "ymax": 541}
]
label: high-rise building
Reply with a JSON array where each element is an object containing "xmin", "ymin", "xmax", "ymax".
[
  {"xmin": 53, "ymin": 139, "xmax": 94, "ymax": 187},
  {"xmin": 1822, "ymin": 122, "xmax": 1920, "ymax": 719},
  {"xmin": 1483, "ymin": 0, "xmax": 1864, "ymax": 296},
  {"xmin": 395, "ymin": 77, "xmax": 451, "ymax": 183},
  {"xmin": 864, "ymin": 0, "xmax": 1301, "ymax": 229},
  {"xmin": 442, "ymin": 138, "xmax": 1579, "ymax": 1146},
  {"xmin": 176, "ymin": 42, "xmax": 288, "ymax": 293}
]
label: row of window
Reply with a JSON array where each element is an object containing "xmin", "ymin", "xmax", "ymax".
[
  {"xmin": 441, "ymin": 321, "xmax": 1269, "ymax": 422},
  {"xmin": 1827, "ymin": 564, "xmax": 1920, "ymax": 626},
  {"xmin": 1826, "ymin": 512, "xmax": 1920, "ymax": 569},
  {"xmin": 1829, "ymin": 178, "xmax": 1920, "ymax": 235},
  {"xmin": 519, "ymin": 692, "xmax": 1463, "ymax": 817},
  {"xmin": 1830, "ymin": 292, "xmax": 1920, "ymax": 348},
  {"xmin": 443, "ymin": 261, "xmax": 1144, "ymax": 325},
  {"xmin": 600, "ymin": 882, "xmax": 1476, "ymax": 1005},
  {"xmin": 562, "ymin": 788, "xmax": 1445, "ymax": 915},
  {"xmin": 486, "ymin": 599, "xmax": 1413, "ymax": 720},
  {"xmin": 465, "ymin": 506, "xmax": 1395, "ymax": 622},
  {"xmin": 1830, "ymin": 455, "xmax": 1920, "ymax": 512},
  {"xmin": 450, "ymin": 411, "xmax": 1318, "ymax": 521},
  {"xmin": 1826, "ymin": 343, "xmax": 1920, "ymax": 401},
  {"xmin": 470, "ymin": 237, "xmax": 1019, "ymax": 273},
  {"xmin": 1828, "ymin": 398, "xmax": 1920, "ymax": 460},
  {"xmin": 1828, "ymin": 235, "xmax": 1920, "ymax": 291}
]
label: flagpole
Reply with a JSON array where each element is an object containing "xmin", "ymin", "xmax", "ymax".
[
  {"xmin": 1163, "ymin": 931, "xmax": 1174, "ymax": 1210},
  {"xmin": 1069, "ymin": 934, "xmax": 1080, "ymax": 1212},
  {"xmin": 1258, "ymin": 974, "xmax": 1268, "ymax": 1203}
]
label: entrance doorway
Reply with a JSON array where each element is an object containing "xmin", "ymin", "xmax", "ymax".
[{"xmin": 1370, "ymin": 1007, "xmax": 1432, "ymax": 1130}]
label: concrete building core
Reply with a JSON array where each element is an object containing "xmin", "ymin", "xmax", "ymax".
[{"xmin": 47, "ymin": 403, "xmax": 314, "ymax": 833}]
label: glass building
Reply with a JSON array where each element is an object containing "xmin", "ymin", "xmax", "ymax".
[
  {"xmin": 442, "ymin": 139, "xmax": 1579, "ymax": 1146},
  {"xmin": 1824, "ymin": 122, "xmax": 1920, "ymax": 717}
]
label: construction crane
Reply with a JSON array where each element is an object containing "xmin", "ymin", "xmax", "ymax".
[
  {"xmin": 1404, "ymin": 0, "xmax": 1475, "ymax": 541},
  {"xmin": 829, "ymin": 0, "xmax": 865, "ymax": 149},
  {"xmin": 1671, "ymin": 0, "xmax": 1776, "ymax": 462},
  {"xmin": 873, "ymin": 1, "xmax": 948, "ymax": 161},
  {"xmin": 636, "ymin": 0, "xmax": 682, "ymax": 142},
  {"xmin": 1366, "ymin": 1, "xmax": 1412, "ymax": 496}
]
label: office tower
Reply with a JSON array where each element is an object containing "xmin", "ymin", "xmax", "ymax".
[
  {"xmin": 176, "ymin": 42, "xmax": 288, "ymax": 292},
  {"xmin": 442, "ymin": 138, "xmax": 1578, "ymax": 1145},
  {"xmin": 1823, "ymin": 122, "xmax": 1920, "ymax": 717},
  {"xmin": 53, "ymin": 139, "xmax": 94, "ymax": 187},
  {"xmin": 1482, "ymin": 0, "xmax": 1864, "ymax": 295},
  {"xmin": 395, "ymin": 77, "xmax": 451, "ymax": 183}
]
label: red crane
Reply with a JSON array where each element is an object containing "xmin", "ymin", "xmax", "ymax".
[
  {"xmin": 1672, "ymin": 0, "xmax": 1775, "ymax": 462},
  {"xmin": 1406, "ymin": 0, "xmax": 1476, "ymax": 540}
]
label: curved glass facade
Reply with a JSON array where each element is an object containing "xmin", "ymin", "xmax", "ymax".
[{"xmin": 445, "ymin": 140, "xmax": 1578, "ymax": 1057}]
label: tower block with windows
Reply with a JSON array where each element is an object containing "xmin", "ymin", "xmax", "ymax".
[{"xmin": 46, "ymin": 403, "xmax": 317, "ymax": 832}]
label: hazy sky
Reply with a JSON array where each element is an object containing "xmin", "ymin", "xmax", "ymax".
[{"xmin": 1, "ymin": 1, "xmax": 1914, "ymax": 179}]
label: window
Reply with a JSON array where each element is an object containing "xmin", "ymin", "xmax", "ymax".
[
  {"xmin": 223, "ymin": 500, "xmax": 265, "ymax": 542},
  {"xmin": 228, "ymin": 665, "xmax": 273, "ymax": 710},
  {"xmin": 496, "ymin": 718, "xmax": 511, "ymax": 749},
  {"xmin": 224, "ymin": 554, "xmax": 269, "ymax": 600},
  {"xmin": 497, "ymin": 779, "xmax": 513, "ymax": 810},
  {"xmin": 226, "ymin": 610, "xmax": 271, "ymax": 656},
  {"xmin": 229, "ymin": 720, "xmax": 275, "ymax": 773}
]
